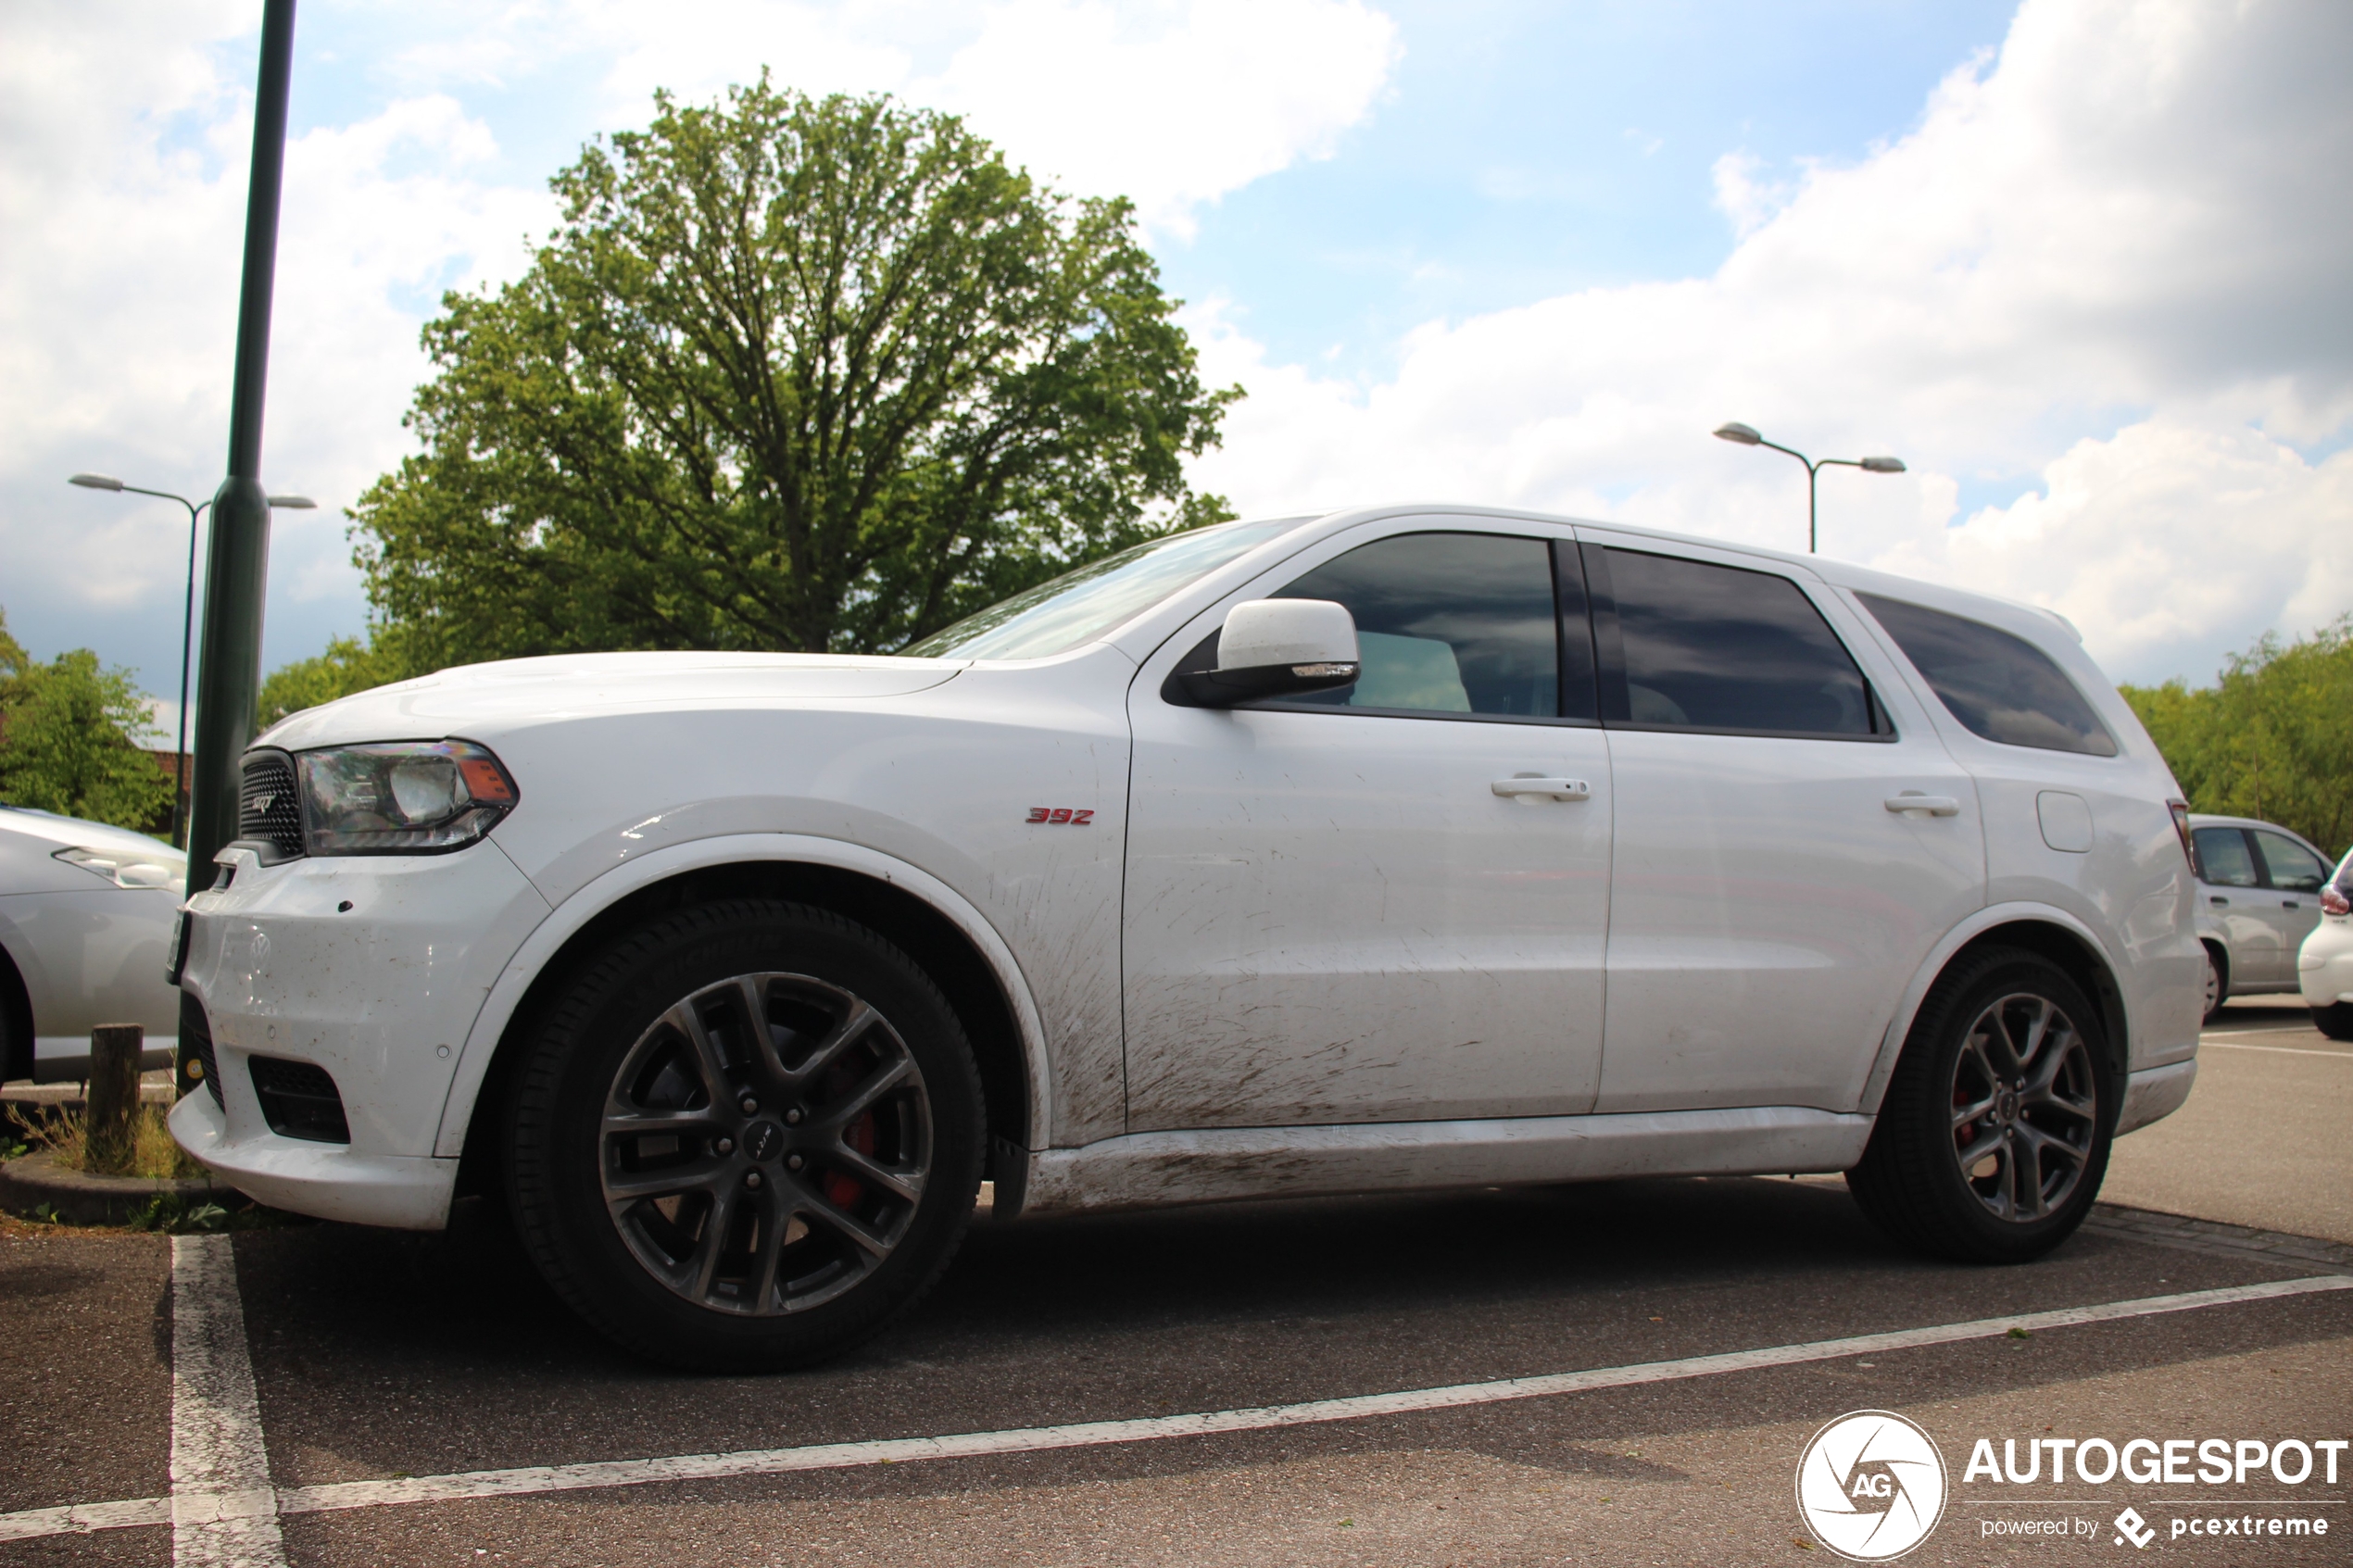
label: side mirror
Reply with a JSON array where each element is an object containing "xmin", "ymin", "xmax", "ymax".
[{"xmin": 1170, "ymin": 599, "xmax": 1361, "ymax": 708}]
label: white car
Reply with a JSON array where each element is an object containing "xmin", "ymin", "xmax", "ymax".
[
  {"xmin": 1, "ymin": 806, "xmax": 184, "ymax": 1082},
  {"xmin": 170, "ymin": 506, "xmax": 2205, "ymax": 1369},
  {"xmin": 2295, "ymin": 849, "xmax": 2353, "ymax": 1039},
  {"xmin": 2187, "ymin": 814, "xmax": 2337, "ymax": 1021}
]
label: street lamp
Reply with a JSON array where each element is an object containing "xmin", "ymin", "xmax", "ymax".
[
  {"xmin": 67, "ymin": 473, "xmax": 318, "ymax": 847},
  {"xmin": 1711, "ymin": 422, "xmax": 1906, "ymax": 555}
]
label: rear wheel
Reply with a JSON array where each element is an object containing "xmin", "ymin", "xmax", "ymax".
[
  {"xmin": 505, "ymin": 900, "xmax": 984, "ymax": 1371},
  {"xmin": 2313, "ymin": 1002, "xmax": 2353, "ymax": 1041},
  {"xmin": 1848, "ymin": 948, "xmax": 2113, "ymax": 1263}
]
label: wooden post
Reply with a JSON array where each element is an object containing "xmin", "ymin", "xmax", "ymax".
[{"xmin": 87, "ymin": 1023, "xmax": 144, "ymax": 1173}]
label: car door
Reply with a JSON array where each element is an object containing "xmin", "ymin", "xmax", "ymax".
[
  {"xmin": 2195, "ymin": 826, "xmax": 2282, "ymax": 984},
  {"xmin": 1122, "ymin": 522, "xmax": 1613, "ymax": 1130},
  {"xmin": 2251, "ymin": 828, "xmax": 2332, "ymax": 979},
  {"xmin": 1579, "ymin": 534, "xmax": 1986, "ymax": 1114}
]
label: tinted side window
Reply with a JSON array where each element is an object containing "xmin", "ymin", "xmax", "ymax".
[
  {"xmin": 2195, "ymin": 827, "xmax": 2259, "ymax": 888},
  {"xmin": 1858, "ymin": 594, "xmax": 2119, "ymax": 757},
  {"xmin": 2253, "ymin": 830, "xmax": 2329, "ymax": 893},
  {"xmin": 1592, "ymin": 547, "xmax": 1877, "ymax": 736},
  {"xmin": 1272, "ymin": 533, "xmax": 1560, "ymax": 717}
]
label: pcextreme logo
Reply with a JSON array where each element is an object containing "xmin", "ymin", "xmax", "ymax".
[{"xmin": 1795, "ymin": 1411, "xmax": 1950, "ymax": 1562}]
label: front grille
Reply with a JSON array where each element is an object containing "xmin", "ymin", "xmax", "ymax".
[
  {"xmin": 248, "ymin": 1056, "xmax": 350, "ymax": 1144},
  {"xmin": 238, "ymin": 750, "xmax": 304, "ymax": 860},
  {"xmin": 182, "ymin": 993, "xmax": 222, "ymax": 1108}
]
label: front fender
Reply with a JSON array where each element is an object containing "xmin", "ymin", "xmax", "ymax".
[{"xmin": 432, "ymin": 834, "xmax": 1053, "ymax": 1160}]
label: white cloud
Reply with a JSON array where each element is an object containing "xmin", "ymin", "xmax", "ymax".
[
  {"xmin": 0, "ymin": 0, "xmax": 1394, "ymax": 693},
  {"xmin": 921, "ymin": 0, "xmax": 1400, "ymax": 234},
  {"xmin": 0, "ymin": 5, "xmax": 552, "ymax": 682},
  {"xmin": 1189, "ymin": 0, "xmax": 2353, "ymax": 684},
  {"xmin": 395, "ymin": 0, "xmax": 1400, "ymax": 233},
  {"xmin": 1877, "ymin": 420, "xmax": 2353, "ymax": 681}
]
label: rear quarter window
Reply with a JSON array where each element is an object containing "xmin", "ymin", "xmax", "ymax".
[{"xmin": 1858, "ymin": 594, "xmax": 2118, "ymax": 757}]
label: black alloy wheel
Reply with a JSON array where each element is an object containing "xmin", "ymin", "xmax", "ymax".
[
  {"xmin": 1944, "ymin": 991, "xmax": 2101, "ymax": 1224},
  {"xmin": 506, "ymin": 900, "xmax": 984, "ymax": 1370},
  {"xmin": 1848, "ymin": 947, "xmax": 2114, "ymax": 1263},
  {"xmin": 602, "ymin": 971, "xmax": 931, "ymax": 1316}
]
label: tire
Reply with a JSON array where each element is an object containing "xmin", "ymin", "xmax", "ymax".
[
  {"xmin": 1847, "ymin": 947, "xmax": 2114, "ymax": 1264},
  {"xmin": 2200, "ymin": 945, "xmax": 2228, "ymax": 1025},
  {"xmin": 2313, "ymin": 1002, "xmax": 2353, "ymax": 1041},
  {"xmin": 505, "ymin": 899, "xmax": 985, "ymax": 1371}
]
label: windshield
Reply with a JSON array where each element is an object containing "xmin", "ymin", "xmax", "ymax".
[{"xmin": 905, "ymin": 518, "xmax": 1310, "ymax": 660}]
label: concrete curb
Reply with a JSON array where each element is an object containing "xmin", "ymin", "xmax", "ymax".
[
  {"xmin": 0, "ymin": 1149, "xmax": 221, "ymax": 1225},
  {"xmin": 2084, "ymin": 1201, "xmax": 2353, "ymax": 1272}
]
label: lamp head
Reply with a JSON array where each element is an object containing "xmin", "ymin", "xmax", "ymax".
[
  {"xmin": 267, "ymin": 494, "xmax": 318, "ymax": 509},
  {"xmin": 69, "ymin": 472, "xmax": 125, "ymax": 491},
  {"xmin": 1859, "ymin": 456, "xmax": 1906, "ymax": 473},
  {"xmin": 1712, "ymin": 422, "xmax": 1763, "ymax": 446}
]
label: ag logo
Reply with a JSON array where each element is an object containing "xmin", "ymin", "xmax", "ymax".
[{"xmin": 1794, "ymin": 1410, "xmax": 1948, "ymax": 1561}]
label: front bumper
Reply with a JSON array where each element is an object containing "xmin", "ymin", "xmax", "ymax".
[
  {"xmin": 170, "ymin": 1090, "xmax": 456, "ymax": 1228},
  {"xmin": 2297, "ymin": 916, "xmax": 2353, "ymax": 1007},
  {"xmin": 173, "ymin": 841, "xmax": 550, "ymax": 1228}
]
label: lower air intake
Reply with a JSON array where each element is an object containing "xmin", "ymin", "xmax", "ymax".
[
  {"xmin": 181, "ymin": 994, "xmax": 222, "ymax": 1109},
  {"xmin": 247, "ymin": 1056, "xmax": 350, "ymax": 1144}
]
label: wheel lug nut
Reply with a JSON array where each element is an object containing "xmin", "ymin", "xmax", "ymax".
[
  {"xmin": 740, "ymin": 1096, "xmax": 759, "ymax": 1114},
  {"xmin": 785, "ymin": 1109, "xmax": 803, "ymax": 1126},
  {"xmin": 786, "ymin": 1154, "xmax": 804, "ymax": 1172},
  {"xmin": 714, "ymin": 1136, "xmax": 735, "ymax": 1155},
  {"xmin": 745, "ymin": 1171, "xmax": 763, "ymax": 1190}
]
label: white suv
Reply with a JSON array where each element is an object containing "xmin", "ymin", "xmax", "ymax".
[{"xmin": 170, "ymin": 506, "xmax": 2204, "ymax": 1369}]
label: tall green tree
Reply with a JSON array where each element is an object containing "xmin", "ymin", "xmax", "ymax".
[
  {"xmin": 0, "ymin": 608, "xmax": 174, "ymax": 832},
  {"xmin": 355, "ymin": 81, "xmax": 1238, "ymax": 666},
  {"xmin": 2122, "ymin": 615, "xmax": 2353, "ymax": 859}
]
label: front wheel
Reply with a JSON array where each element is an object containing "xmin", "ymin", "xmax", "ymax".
[
  {"xmin": 2201, "ymin": 946, "xmax": 2228, "ymax": 1025},
  {"xmin": 505, "ymin": 900, "xmax": 985, "ymax": 1371},
  {"xmin": 1848, "ymin": 948, "xmax": 2114, "ymax": 1263},
  {"xmin": 2313, "ymin": 1002, "xmax": 2353, "ymax": 1041}
]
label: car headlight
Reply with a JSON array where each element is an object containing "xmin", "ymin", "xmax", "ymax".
[
  {"xmin": 297, "ymin": 739, "xmax": 520, "ymax": 856},
  {"xmin": 54, "ymin": 845, "xmax": 186, "ymax": 891}
]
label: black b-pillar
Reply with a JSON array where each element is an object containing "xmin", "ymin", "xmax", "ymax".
[{"xmin": 187, "ymin": 0, "xmax": 297, "ymax": 878}]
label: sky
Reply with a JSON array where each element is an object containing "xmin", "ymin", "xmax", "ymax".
[{"xmin": 2, "ymin": 0, "xmax": 2347, "ymax": 741}]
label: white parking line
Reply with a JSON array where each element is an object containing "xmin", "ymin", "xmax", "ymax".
[
  {"xmin": 169, "ymin": 1235, "xmax": 287, "ymax": 1568},
  {"xmin": 3, "ymin": 1273, "xmax": 2345, "ymax": 1545},
  {"xmin": 2199, "ymin": 1042, "xmax": 2353, "ymax": 1060}
]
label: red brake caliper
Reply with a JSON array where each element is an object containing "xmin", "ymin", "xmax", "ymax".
[{"xmin": 825, "ymin": 1114, "xmax": 874, "ymax": 1209}]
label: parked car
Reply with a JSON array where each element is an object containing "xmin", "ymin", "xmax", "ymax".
[
  {"xmin": 2296, "ymin": 848, "xmax": 2353, "ymax": 1039},
  {"xmin": 2187, "ymin": 815, "xmax": 2336, "ymax": 1022},
  {"xmin": 170, "ymin": 505, "xmax": 2205, "ymax": 1369},
  {"xmin": 0, "ymin": 805, "xmax": 183, "ymax": 1082}
]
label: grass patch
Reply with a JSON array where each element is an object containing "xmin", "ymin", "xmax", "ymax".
[{"xmin": 18, "ymin": 1102, "xmax": 208, "ymax": 1181}]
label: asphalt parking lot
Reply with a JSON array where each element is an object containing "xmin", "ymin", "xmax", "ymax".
[{"xmin": 6, "ymin": 1001, "xmax": 2348, "ymax": 1567}]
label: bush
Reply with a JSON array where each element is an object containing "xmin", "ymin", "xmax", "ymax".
[{"xmin": 2121, "ymin": 616, "xmax": 2353, "ymax": 859}]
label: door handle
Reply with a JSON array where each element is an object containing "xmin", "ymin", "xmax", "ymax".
[
  {"xmin": 1883, "ymin": 794, "xmax": 1960, "ymax": 817},
  {"xmin": 2283, "ymin": 899, "xmax": 2300, "ymax": 909},
  {"xmin": 2210, "ymin": 896, "xmax": 2229, "ymax": 906},
  {"xmin": 1491, "ymin": 776, "xmax": 1591, "ymax": 802}
]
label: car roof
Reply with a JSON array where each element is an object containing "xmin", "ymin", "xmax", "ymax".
[
  {"xmin": 2188, "ymin": 813, "xmax": 2310, "ymax": 836},
  {"xmin": 0, "ymin": 804, "xmax": 185, "ymax": 859},
  {"xmin": 1287, "ymin": 502, "xmax": 2088, "ymax": 652}
]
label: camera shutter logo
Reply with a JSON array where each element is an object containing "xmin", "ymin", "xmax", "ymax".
[{"xmin": 1795, "ymin": 1410, "xmax": 1949, "ymax": 1561}]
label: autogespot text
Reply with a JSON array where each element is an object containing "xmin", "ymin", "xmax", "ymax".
[
  {"xmin": 1965, "ymin": 1434, "xmax": 2344, "ymax": 1548},
  {"xmin": 1963, "ymin": 1435, "xmax": 2346, "ymax": 1486}
]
